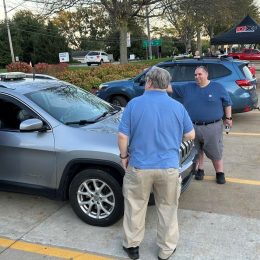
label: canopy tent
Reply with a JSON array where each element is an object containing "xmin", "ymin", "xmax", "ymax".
[{"xmin": 211, "ymin": 15, "xmax": 260, "ymax": 45}]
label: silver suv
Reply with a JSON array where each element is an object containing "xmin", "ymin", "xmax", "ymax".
[{"xmin": 0, "ymin": 72, "xmax": 196, "ymax": 226}]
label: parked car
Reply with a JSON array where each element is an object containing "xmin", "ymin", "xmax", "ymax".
[
  {"xmin": 97, "ymin": 57, "xmax": 258, "ymax": 113},
  {"xmin": 84, "ymin": 51, "xmax": 110, "ymax": 66},
  {"xmin": 228, "ymin": 48, "xmax": 260, "ymax": 60},
  {"xmin": 0, "ymin": 72, "xmax": 196, "ymax": 227}
]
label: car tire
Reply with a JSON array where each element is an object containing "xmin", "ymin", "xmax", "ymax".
[
  {"xmin": 111, "ymin": 96, "xmax": 128, "ymax": 107},
  {"xmin": 99, "ymin": 60, "xmax": 103, "ymax": 65},
  {"xmin": 87, "ymin": 62, "xmax": 91, "ymax": 66},
  {"xmin": 69, "ymin": 169, "xmax": 124, "ymax": 227}
]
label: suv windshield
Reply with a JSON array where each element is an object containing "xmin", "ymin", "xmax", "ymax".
[{"xmin": 26, "ymin": 84, "xmax": 116, "ymax": 125}]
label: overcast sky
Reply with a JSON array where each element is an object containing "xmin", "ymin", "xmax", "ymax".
[{"xmin": 1, "ymin": 0, "xmax": 260, "ymax": 21}]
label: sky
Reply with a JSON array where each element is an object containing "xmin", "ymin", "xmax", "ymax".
[{"xmin": 1, "ymin": 0, "xmax": 260, "ymax": 21}]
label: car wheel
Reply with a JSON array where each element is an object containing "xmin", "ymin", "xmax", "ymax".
[
  {"xmin": 111, "ymin": 96, "xmax": 128, "ymax": 107},
  {"xmin": 99, "ymin": 60, "xmax": 103, "ymax": 65},
  {"xmin": 69, "ymin": 169, "xmax": 124, "ymax": 226},
  {"xmin": 87, "ymin": 62, "xmax": 91, "ymax": 66}
]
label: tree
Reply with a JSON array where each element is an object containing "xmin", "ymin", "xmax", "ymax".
[
  {"xmin": 162, "ymin": 0, "xmax": 260, "ymax": 53},
  {"xmin": 52, "ymin": 6, "xmax": 110, "ymax": 50},
  {"xmin": 33, "ymin": 0, "xmax": 163, "ymax": 64},
  {"xmin": 0, "ymin": 11, "xmax": 69, "ymax": 65}
]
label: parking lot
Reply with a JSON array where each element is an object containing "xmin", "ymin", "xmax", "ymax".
[{"xmin": 0, "ymin": 88, "xmax": 259, "ymax": 260}]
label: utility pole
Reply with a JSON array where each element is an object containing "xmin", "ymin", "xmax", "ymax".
[
  {"xmin": 3, "ymin": 0, "xmax": 15, "ymax": 63},
  {"xmin": 146, "ymin": 6, "xmax": 152, "ymax": 60}
]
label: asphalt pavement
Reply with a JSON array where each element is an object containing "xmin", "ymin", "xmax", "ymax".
[{"xmin": 0, "ymin": 76, "xmax": 260, "ymax": 260}]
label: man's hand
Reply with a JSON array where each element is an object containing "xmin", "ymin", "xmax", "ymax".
[
  {"xmin": 121, "ymin": 158, "xmax": 129, "ymax": 170},
  {"xmin": 224, "ymin": 118, "xmax": 233, "ymax": 127}
]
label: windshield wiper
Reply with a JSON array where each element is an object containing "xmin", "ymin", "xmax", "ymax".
[
  {"xmin": 65, "ymin": 120, "xmax": 96, "ymax": 125},
  {"xmin": 65, "ymin": 110, "xmax": 119, "ymax": 126}
]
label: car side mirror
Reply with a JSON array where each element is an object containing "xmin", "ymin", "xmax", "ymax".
[{"xmin": 20, "ymin": 118, "xmax": 45, "ymax": 132}]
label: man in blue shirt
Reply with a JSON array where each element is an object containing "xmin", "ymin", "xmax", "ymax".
[
  {"xmin": 118, "ymin": 67, "xmax": 195, "ymax": 260},
  {"xmin": 172, "ymin": 66, "xmax": 232, "ymax": 184}
]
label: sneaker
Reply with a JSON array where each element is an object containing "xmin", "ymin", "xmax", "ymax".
[
  {"xmin": 158, "ymin": 248, "xmax": 176, "ymax": 260},
  {"xmin": 216, "ymin": 172, "xmax": 226, "ymax": 184},
  {"xmin": 123, "ymin": 246, "xmax": 139, "ymax": 260},
  {"xmin": 194, "ymin": 169, "xmax": 204, "ymax": 180}
]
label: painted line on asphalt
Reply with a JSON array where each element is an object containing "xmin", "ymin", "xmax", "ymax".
[
  {"xmin": 224, "ymin": 132, "xmax": 260, "ymax": 136},
  {"xmin": 204, "ymin": 176, "xmax": 260, "ymax": 186},
  {"xmin": 0, "ymin": 237, "xmax": 113, "ymax": 260}
]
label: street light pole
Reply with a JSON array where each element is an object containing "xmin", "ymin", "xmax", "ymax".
[
  {"xmin": 146, "ymin": 5, "xmax": 152, "ymax": 60},
  {"xmin": 3, "ymin": 0, "xmax": 15, "ymax": 63}
]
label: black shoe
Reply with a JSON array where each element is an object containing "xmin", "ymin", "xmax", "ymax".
[
  {"xmin": 123, "ymin": 246, "xmax": 139, "ymax": 260},
  {"xmin": 216, "ymin": 172, "xmax": 226, "ymax": 184},
  {"xmin": 158, "ymin": 248, "xmax": 176, "ymax": 260},
  {"xmin": 194, "ymin": 169, "xmax": 204, "ymax": 180}
]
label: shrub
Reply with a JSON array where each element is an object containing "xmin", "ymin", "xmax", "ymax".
[
  {"xmin": 34, "ymin": 63, "xmax": 49, "ymax": 74},
  {"xmin": 6, "ymin": 62, "xmax": 32, "ymax": 73},
  {"xmin": 34, "ymin": 63, "xmax": 68, "ymax": 75}
]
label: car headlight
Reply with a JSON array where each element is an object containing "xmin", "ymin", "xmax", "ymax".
[{"xmin": 99, "ymin": 84, "xmax": 109, "ymax": 90}]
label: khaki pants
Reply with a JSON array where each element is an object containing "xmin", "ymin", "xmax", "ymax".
[{"xmin": 122, "ymin": 166, "xmax": 182, "ymax": 259}]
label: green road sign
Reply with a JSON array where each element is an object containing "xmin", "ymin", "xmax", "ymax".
[{"xmin": 142, "ymin": 39, "xmax": 162, "ymax": 48}]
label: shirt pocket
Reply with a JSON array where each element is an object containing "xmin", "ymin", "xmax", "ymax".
[{"xmin": 208, "ymin": 94, "xmax": 216, "ymax": 102}]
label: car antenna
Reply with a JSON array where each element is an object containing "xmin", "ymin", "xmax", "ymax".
[{"xmin": 32, "ymin": 63, "xmax": 35, "ymax": 80}]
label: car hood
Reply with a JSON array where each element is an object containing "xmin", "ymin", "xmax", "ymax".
[
  {"xmin": 81, "ymin": 110, "xmax": 123, "ymax": 135},
  {"xmin": 102, "ymin": 79, "xmax": 133, "ymax": 87}
]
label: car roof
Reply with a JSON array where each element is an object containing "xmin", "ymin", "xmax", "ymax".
[
  {"xmin": 158, "ymin": 57, "xmax": 248, "ymax": 66},
  {"xmin": 0, "ymin": 73, "xmax": 62, "ymax": 95}
]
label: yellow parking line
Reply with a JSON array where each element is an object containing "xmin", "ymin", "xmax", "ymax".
[
  {"xmin": 223, "ymin": 132, "xmax": 260, "ymax": 136},
  {"xmin": 204, "ymin": 176, "xmax": 260, "ymax": 185},
  {"xmin": 0, "ymin": 237, "xmax": 113, "ymax": 260}
]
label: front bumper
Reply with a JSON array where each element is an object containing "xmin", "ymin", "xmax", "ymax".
[{"xmin": 179, "ymin": 145, "xmax": 197, "ymax": 192}]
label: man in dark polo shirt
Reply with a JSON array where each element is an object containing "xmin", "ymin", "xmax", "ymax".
[
  {"xmin": 172, "ymin": 66, "xmax": 232, "ymax": 184},
  {"xmin": 118, "ymin": 67, "xmax": 195, "ymax": 260}
]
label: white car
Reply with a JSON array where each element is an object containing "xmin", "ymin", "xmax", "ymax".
[{"xmin": 85, "ymin": 51, "xmax": 110, "ymax": 66}]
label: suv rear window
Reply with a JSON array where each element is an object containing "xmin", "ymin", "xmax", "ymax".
[
  {"xmin": 240, "ymin": 65, "xmax": 254, "ymax": 80},
  {"xmin": 207, "ymin": 64, "xmax": 231, "ymax": 79},
  {"xmin": 88, "ymin": 51, "xmax": 100, "ymax": 56}
]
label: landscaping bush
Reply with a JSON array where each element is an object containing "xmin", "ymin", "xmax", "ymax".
[
  {"xmin": 6, "ymin": 62, "xmax": 32, "ymax": 73},
  {"xmin": 55, "ymin": 63, "xmax": 149, "ymax": 91},
  {"xmin": 5, "ymin": 61, "xmax": 156, "ymax": 92}
]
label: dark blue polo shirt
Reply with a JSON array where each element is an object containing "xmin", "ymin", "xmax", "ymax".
[
  {"xmin": 172, "ymin": 82, "xmax": 232, "ymax": 122},
  {"xmin": 118, "ymin": 90, "xmax": 193, "ymax": 169}
]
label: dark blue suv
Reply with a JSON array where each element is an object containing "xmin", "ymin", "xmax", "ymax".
[{"xmin": 96, "ymin": 58, "xmax": 258, "ymax": 113}]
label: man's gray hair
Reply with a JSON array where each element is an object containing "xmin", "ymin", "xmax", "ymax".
[{"xmin": 145, "ymin": 67, "xmax": 172, "ymax": 89}]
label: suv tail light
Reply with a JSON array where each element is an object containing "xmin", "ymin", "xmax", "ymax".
[
  {"xmin": 97, "ymin": 55, "xmax": 100, "ymax": 59},
  {"xmin": 235, "ymin": 79, "xmax": 254, "ymax": 90}
]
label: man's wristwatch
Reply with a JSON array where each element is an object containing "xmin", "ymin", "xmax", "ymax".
[
  {"xmin": 225, "ymin": 116, "xmax": 232, "ymax": 120},
  {"xmin": 119, "ymin": 153, "xmax": 129, "ymax": 159}
]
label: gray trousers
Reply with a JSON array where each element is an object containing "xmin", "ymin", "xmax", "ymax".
[{"xmin": 122, "ymin": 166, "xmax": 181, "ymax": 259}]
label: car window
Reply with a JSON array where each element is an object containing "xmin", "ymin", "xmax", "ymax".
[
  {"xmin": 0, "ymin": 96, "xmax": 35, "ymax": 131},
  {"xmin": 26, "ymin": 84, "xmax": 115, "ymax": 125},
  {"xmin": 240, "ymin": 65, "xmax": 254, "ymax": 80},
  {"xmin": 88, "ymin": 51, "xmax": 100, "ymax": 56},
  {"xmin": 174, "ymin": 64, "xmax": 198, "ymax": 82},
  {"xmin": 245, "ymin": 49, "xmax": 251, "ymax": 54},
  {"xmin": 207, "ymin": 64, "xmax": 231, "ymax": 79},
  {"xmin": 101, "ymin": 52, "xmax": 107, "ymax": 56},
  {"xmin": 253, "ymin": 49, "xmax": 260, "ymax": 54},
  {"xmin": 159, "ymin": 65, "xmax": 179, "ymax": 81}
]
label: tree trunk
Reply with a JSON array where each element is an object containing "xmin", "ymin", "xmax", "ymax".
[
  {"xmin": 119, "ymin": 21, "xmax": 128, "ymax": 64},
  {"xmin": 196, "ymin": 29, "xmax": 202, "ymax": 54}
]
